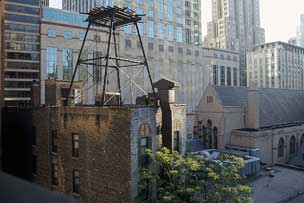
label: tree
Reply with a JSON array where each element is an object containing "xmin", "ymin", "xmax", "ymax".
[{"xmin": 137, "ymin": 148, "xmax": 252, "ymax": 203}]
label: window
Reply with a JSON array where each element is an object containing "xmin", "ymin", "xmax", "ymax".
[
  {"xmin": 147, "ymin": 10, "xmax": 153, "ymax": 17},
  {"xmin": 220, "ymin": 66, "xmax": 225, "ymax": 85},
  {"xmin": 158, "ymin": 0, "xmax": 164, "ymax": 19},
  {"xmin": 124, "ymin": 24, "xmax": 132, "ymax": 34},
  {"xmin": 207, "ymin": 96, "xmax": 213, "ymax": 103},
  {"xmin": 136, "ymin": 8, "xmax": 144, "ymax": 15},
  {"xmin": 6, "ymin": 4, "xmax": 39, "ymax": 15},
  {"xmin": 148, "ymin": 42, "xmax": 153, "ymax": 50},
  {"xmin": 176, "ymin": 27, "xmax": 183, "ymax": 43},
  {"xmin": 47, "ymin": 29, "xmax": 56, "ymax": 37},
  {"xmin": 5, "ymin": 13, "xmax": 40, "ymax": 24},
  {"xmin": 62, "ymin": 48, "xmax": 73, "ymax": 81},
  {"xmin": 167, "ymin": 0, "xmax": 173, "ymax": 21},
  {"xmin": 51, "ymin": 130, "xmax": 58, "ymax": 153},
  {"xmin": 167, "ymin": 24, "xmax": 173, "ymax": 41},
  {"xmin": 233, "ymin": 68, "xmax": 238, "ymax": 86},
  {"xmin": 290, "ymin": 136, "xmax": 297, "ymax": 155},
  {"xmin": 147, "ymin": 0, "xmax": 153, "ymax": 6},
  {"xmin": 176, "ymin": 8, "xmax": 182, "ymax": 15},
  {"xmin": 157, "ymin": 23, "xmax": 164, "ymax": 39},
  {"xmin": 278, "ymin": 138, "xmax": 284, "ymax": 158},
  {"xmin": 147, "ymin": 21, "xmax": 154, "ymax": 38},
  {"xmin": 227, "ymin": 67, "xmax": 231, "ymax": 86},
  {"xmin": 6, "ymin": 23, "xmax": 39, "ymax": 33},
  {"xmin": 72, "ymin": 133, "xmax": 79, "ymax": 158},
  {"xmin": 73, "ymin": 170, "xmax": 80, "ymax": 194},
  {"xmin": 178, "ymin": 47, "xmax": 183, "ymax": 54},
  {"xmin": 51, "ymin": 158, "xmax": 58, "ymax": 186},
  {"xmin": 176, "ymin": 17, "xmax": 183, "ymax": 24},
  {"xmin": 79, "ymin": 32, "xmax": 85, "ymax": 40},
  {"xmin": 136, "ymin": 0, "xmax": 143, "ymax": 4},
  {"xmin": 174, "ymin": 131, "xmax": 180, "ymax": 152},
  {"xmin": 46, "ymin": 47, "xmax": 57, "ymax": 79},
  {"xmin": 159, "ymin": 45, "xmax": 164, "ymax": 52},
  {"xmin": 137, "ymin": 22, "xmax": 144, "ymax": 35},
  {"xmin": 64, "ymin": 31, "xmax": 73, "ymax": 39},
  {"xmin": 138, "ymin": 123, "xmax": 152, "ymax": 167},
  {"xmin": 125, "ymin": 39, "xmax": 132, "ymax": 48},
  {"xmin": 185, "ymin": 28, "xmax": 191, "ymax": 44},
  {"xmin": 168, "ymin": 46, "xmax": 174, "ymax": 53},
  {"xmin": 93, "ymin": 51, "xmax": 102, "ymax": 82}
]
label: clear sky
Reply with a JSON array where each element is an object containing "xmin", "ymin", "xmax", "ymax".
[{"xmin": 50, "ymin": 0, "xmax": 304, "ymax": 43}]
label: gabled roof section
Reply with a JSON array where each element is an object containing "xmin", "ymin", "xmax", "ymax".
[
  {"xmin": 153, "ymin": 77, "xmax": 180, "ymax": 90},
  {"xmin": 213, "ymin": 86, "xmax": 248, "ymax": 107},
  {"xmin": 259, "ymin": 88, "xmax": 304, "ymax": 127}
]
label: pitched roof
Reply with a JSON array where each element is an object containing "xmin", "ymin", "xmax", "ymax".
[
  {"xmin": 212, "ymin": 86, "xmax": 304, "ymax": 128},
  {"xmin": 213, "ymin": 86, "xmax": 248, "ymax": 107}
]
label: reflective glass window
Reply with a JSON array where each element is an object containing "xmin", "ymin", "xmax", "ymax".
[
  {"xmin": 5, "ymin": 13, "xmax": 40, "ymax": 24},
  {"xmin": 5, "ymin": 4, "xmax": 39, "ymax": 15},
  {"xmin": 147, "ymin": 10, "xmax": 153, "ymax": 17},
  {"xmin": 64, "ymin": 31, "xmax": 73, "ymax": 39},
  {"xmin": 147, "ymin": 0, "xmax": 153, "ymax": 6},
  {"xmin": 48, "ymin": 29, "xmax": 56, "ymax": 37},
  {"xmin": 147, "ymin": 21, "xmax": 154, "ymax": 38},
  {"xmin": 176, "ymin": 17, "xmax": 183, "ymax": 24},
  {"xmin": 63, "ymin": 48, "xmax": 73, "ymax": 81},
  {"xmin": 176, "ymin": 27, "xmax": 183, "ymax": 43},
  {"xmin": 167, "ymin": 24, "xmax": 174, "ymax": 41},
  {"xmin": 46, "ymin": 47, "xmax": 57, "ymax": 79},
  {"xmin": 157, "ymin": 23, "xmax": 164, "ymax": 39},
  {"xmin": 158, "ymin": 0, "xmax": 164, "ymax": 19},
  {"xmin": 176, "ymin": 8, "xmax": 182, "ymax": 15}
]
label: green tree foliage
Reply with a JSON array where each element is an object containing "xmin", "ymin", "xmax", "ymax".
[{"xmin": 137, "ymin": 148, "xmax": 252, "ymax": 203}]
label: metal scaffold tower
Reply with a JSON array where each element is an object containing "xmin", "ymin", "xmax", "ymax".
[{"xmin": 65, "ymin": 6, "xmax": 155, "ymax": 106}]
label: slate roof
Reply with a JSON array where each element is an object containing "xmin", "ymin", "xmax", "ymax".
[
  {"xmin": 212, "ymin": 86, "xmax": 304, "ymax": 128},
  {"xmin": 0, "ymin": 172, "xmax": 79, "ymax": 203}
]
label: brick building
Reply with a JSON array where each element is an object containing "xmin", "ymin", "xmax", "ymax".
[{"xmin": 32, "ymin": 78, "xmax": 186, "ymax": 203}]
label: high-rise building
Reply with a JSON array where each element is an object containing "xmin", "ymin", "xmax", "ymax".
[
  {"xmin": 62, "ymin": 0, "xmax": 201, "ymax": 45},
  {"xmin": 205, "ymin": 0, "xmax": 265, "ymax": 85},
  {"xmin": 2, "ymin": 0, "xmax": 41, "ymax": 107},
  {"xmin": 297, "ymin": 14, "xmax": 304, "ymax": 47},
  {"xmin": 247, "ymin": 42, "xmax": 304, "ymax": 90}
]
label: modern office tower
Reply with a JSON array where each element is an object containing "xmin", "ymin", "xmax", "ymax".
[
  {"xmin": 297, "ymin": 14, "xmax": 304, "ymax": 47},
  {"xmin": 288, "ymin": 37, "xmax": 297, "ymax": 45},
  {"xmin": 205, "ymin": 0, "xmax": 265, "ymax": 85},
  {"xmin": 247, "ymin": 42, "xmax": 304, "ymax": 90},
  {"xmin": 2, "ymin": 0, "xmax": 41, "ymax": 107},
  {"xmin": 62, "ymin": 0, "xmax": 202, "ymax": 45}
]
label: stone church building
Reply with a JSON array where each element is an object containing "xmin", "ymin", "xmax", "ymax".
[{"xmin": 195, "ymin": 84, "xmax": 304, "ymax": 165}]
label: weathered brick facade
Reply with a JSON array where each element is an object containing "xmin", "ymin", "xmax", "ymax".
[
  {"xmin": 32, "ymin": 79, "xmax": 186, "ymax": 202},
  {"xmin": 33, "ymin": 106, "xmax": 134, "ymax": 203}
]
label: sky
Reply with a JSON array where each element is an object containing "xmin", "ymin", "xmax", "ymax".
[{"xmin": 50, "ymin": 0, "xmax": 304, "ymax": 43}]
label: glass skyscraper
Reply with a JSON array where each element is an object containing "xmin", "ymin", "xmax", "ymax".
[
  {"xmin": 62, "ymin": 0, "xmax": 201, "ymax": 45},
  {"xmin": 2, "ymin": 0, "xmax": 42, "ymax": 107}
]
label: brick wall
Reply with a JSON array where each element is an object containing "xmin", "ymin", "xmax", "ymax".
[{"xmin": 33, "ymin": 106, "xmax": 133, "ymax": 203}]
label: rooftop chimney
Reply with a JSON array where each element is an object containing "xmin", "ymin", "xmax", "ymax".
[{"xmin": 247, "ymin": 82, "xmax": 260, "ymax": 129}]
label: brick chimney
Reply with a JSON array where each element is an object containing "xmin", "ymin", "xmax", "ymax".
[
  {"xmin": 153, "ymin": 78, "xmax": 180, "ymax": 152},
  {"xmin": 247, "ymin": 82, "xmax": 260, "ymax": 129},
  {"xmin": 31, "ymin": 80, "xmax": 40, "ymax": 108}
]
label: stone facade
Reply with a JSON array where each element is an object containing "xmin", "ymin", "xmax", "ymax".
[
  {"xmin": 247, "ymin": 41, "xmax": 304, "ymax": 90},
  {"xmin": 194, "ymin": 84, "xmax": 304, "ymax": 165}
]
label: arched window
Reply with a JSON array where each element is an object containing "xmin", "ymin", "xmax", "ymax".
[
  {"xmin": 301, "ymin": 134, "xmax": 304, "ymax": 147},
  {"xmin": 278, "ymin": 138, "xmax": 284, "ymax": 158},
  {"xmin": 207, "ymin": 120, "xmax": 213, "ymax": 148},
  {"xmin": 213, "ymin": 127, "xmax": 218, "ymax": 149},
  {"xmin": 290, "ymin": 136, "xmax": 297, "ymax": 155},
  {"xmin": 138, "ymin": 123, "xmax": 152, "ymax": 167}
]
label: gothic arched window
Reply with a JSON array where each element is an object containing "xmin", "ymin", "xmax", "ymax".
[
  {"xmin": 290, "ymin": 136, "xmax": 297, "ymax": 155},
  {"xmin": 138, "ymin": 123, "xmax": 152, "ymax": 167},
  {"xmin": 278, "ymin": 138, "xmax": 284, "ymax": 158}
]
